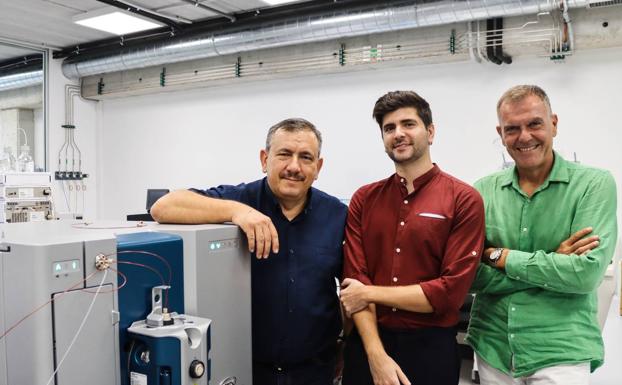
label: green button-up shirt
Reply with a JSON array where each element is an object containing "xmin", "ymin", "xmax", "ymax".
[{"xmin": 465, "ymin": 153, "xmax": 617, "ymax": 377}]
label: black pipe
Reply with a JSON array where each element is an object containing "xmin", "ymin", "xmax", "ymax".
[
  {"xmin": 486, "ymin": 18, "xmax": 502, "ymax": 65},
  {"xmin": 494, "ymin": 18, "xmax": 512, "ymax": 64},
  {"xmin": 54, "ymin": 0, "xmax": 393, "ymax": 60},
  {"xmin": 0, "ymin": 55, "xmax": 43, "ymax": 76}
]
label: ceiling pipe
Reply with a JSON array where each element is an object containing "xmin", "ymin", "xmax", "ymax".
[
  {"xmin": 0, "ymin": 70, "xmax": 43, "ymax": 92},
  {"xmin": 63, "ymin": 0, "xmax": 591, "ymax": 79}
]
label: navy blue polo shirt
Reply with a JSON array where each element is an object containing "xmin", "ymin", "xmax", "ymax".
[{"xmin": 192, "ymin": 178, "xmax": 347, "ymax": 364}]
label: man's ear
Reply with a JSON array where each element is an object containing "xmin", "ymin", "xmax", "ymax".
[
  {"xmin": 496, "ymin": 126, "xmax": 506, "ymax": 146},
  {"xmin": 260, "ymin": 149, "xmax": 268, "ymax": 173},
  {"xmin": 315, "ymin": 157, "xmax": 324, "ymax": 180},
  {"xmin": 551, "ymin": 114, "xmax": 558, "ymax": 138},
  {"xmin": 426, "ymin": 124, "xmax": 436, "ymax": 145}
]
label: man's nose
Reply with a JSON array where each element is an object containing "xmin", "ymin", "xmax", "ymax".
[
  {"xmin": 286, "ymin": 156, "xmax": 302, "ymax": 172},
  {"xmin": 394, "ymin": 125, "xmax": 407, "ymax": 137},
  {"xmin": 517, "ymin": 127, "xmax": 532, "ymax": 142}
]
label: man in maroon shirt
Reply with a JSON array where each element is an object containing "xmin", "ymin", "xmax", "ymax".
[{"xmin": 340, "ymin": 91, "xmax": 485, "ymax": 385}]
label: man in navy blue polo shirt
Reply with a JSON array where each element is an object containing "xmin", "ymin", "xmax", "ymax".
[{"xmin": 151, "ymin": 118, "xmax": 347, "ymax": 385}]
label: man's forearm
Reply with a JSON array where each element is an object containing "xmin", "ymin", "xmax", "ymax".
[
  {"xmin": 366, "ymin": 284, "xmax": 434, "ymax": 313},
  {"xmin": 352, "ymin": 305, "xmax": 384, "ymax": 356},
  {"xmin": 151, "ymin": 189, "xmax": 245, "ymax": 224}
]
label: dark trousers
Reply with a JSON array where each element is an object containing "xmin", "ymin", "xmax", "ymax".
[
  {"xmin": 342, "ymin": 327, "xmax": 460, "ymax": 385},
  {"xmin": 252, "ymin": 357, "xmax": 335, "ymax": 385}
]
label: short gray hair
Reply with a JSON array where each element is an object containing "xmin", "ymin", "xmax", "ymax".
[
  {"xmin": 265, "ymin": 118, "xmax": 323, "ymax": 155},
  {"xmin": 497, "ymin": 85, "xmax": 553, "ymax": 116}
]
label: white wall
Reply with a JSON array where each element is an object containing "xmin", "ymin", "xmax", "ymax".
[{"xmin": 95, "ymin": 47, "xmax": 622, "ymax": 221}]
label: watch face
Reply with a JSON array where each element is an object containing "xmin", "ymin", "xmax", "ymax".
[{"xmin": 490, "ymin": 249, "xmax": 502, "ymax": 263}]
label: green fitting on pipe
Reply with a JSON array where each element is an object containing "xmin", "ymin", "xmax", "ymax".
[
  {"xmin": 339, "ymin": 43, "xmax": 346, "ymax": 66},
  {"xmin": 160, "ymin": 67, "xmax": 166, "ymax": 87}
]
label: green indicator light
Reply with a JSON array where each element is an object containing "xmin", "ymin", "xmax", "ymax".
[
  {"xmin": 72, "ymin": 261, "xmax": 78, "ymax": 269},
  {"xmin": 210, "ymin": 243, "xmax": 215, "ymax": 250},
  {"xmin": 55, "ymin": 264, "xmax": 62, "ymax": 272}
]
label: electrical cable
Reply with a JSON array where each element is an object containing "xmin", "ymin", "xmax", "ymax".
[
  {"xmin": 114, "ymin": 250, "xmax": 173, "ymax": 308},
  {"xmin": 71, "ymin": 222, "xmax": 148, "ymax": 230},
  {"xmin": 114, "ymin": 250, "xmax": 172, "ymax": 289},
  {"xmin": 116, "ymin": 261, "xmax": 165, "ymax": 287},
  {"xmin": 44, "ymin": 269, "xmax": 109, "ymax": 385},
  {"xmin": 127, "ymin": 339, "xmax": 136, "ymax": 382},
  {"xmin": 116, "ymin": 260, "xmax": 168, "ymax": 307},
  {"xmin": 80, "ymin": 267, "xmax": 127, "ymax": 294}
]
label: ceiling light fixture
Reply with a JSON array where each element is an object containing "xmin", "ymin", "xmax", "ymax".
[{"xmin": 73, "ymin": 8, "xmax": 163, "ymax": 36}]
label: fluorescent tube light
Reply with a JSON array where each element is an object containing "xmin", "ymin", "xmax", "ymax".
[{"xmin": 74, "ymin": 8, "xmax": 163, "ymax": 35}]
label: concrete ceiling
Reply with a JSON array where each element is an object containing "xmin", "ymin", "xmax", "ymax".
[{"xmin": 0, "ymin": 0, "xmax": 313, "ymax": 61}]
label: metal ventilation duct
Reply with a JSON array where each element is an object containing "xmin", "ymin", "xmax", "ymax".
[
  {"xmin": 62, "ymin": 0, "xmax": 591, "ymax": 79},
  {"xmin": 0, "ymin": 70, "xmax": 43, "ymax": 92}
]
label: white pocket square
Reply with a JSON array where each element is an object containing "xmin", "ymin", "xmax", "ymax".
[{"xmin": 418, "ymin": 212, "xmax": 446, "ymax": 219}]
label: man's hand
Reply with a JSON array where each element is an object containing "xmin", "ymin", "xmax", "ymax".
[
  {"xmin": 556, "ymin": 227, "xmax": 599, "ymax": 256},
  {"xmin": 340, "ymin": 278, "xmax": 370, "ymax": 317},
  {"xmin": 231, "ymin": 206, "xmax": 279, "ymax": 258},
  {"xmin": 368, "ymin": 350, "xmax": 411, "ymax": 385}
]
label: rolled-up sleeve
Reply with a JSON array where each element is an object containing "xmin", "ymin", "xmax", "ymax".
[{"xmin": 419, "ymin": 188, "xmax": 485, "ymax": 315}]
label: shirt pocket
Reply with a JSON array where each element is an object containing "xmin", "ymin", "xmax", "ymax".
[
  {"xmin": 413, "ymin": 212, "xmax": 452, "ymax": 258},
  {"xmin": 297, "ymin": 246, "xmax": 341, "ymax": 281}
]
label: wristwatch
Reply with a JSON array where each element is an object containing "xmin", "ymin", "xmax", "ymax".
[{"xmin": 488, "ymin": 248, "xmax": 504, "ymax": 266}]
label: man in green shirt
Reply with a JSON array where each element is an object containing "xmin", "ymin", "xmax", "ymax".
[{"xmin": 466, "ymin": 85, "xmax": 617, "ymax": 384}]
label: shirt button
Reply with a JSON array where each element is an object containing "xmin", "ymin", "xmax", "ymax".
[
  {"xmin": 543, "ymin": 283, "xmax": 548, "ymax": 287},
  {"xmin": 511, "ymin": 307, "xmax": 516, "ymax": 311},
  {"xmin": 400, "ymin": 221, "xmax": 405, "ymax": 226},
  {"xmin": 510, "ymin": 334, "xmax": 515, "ymax": 338},
  {"xmin": 396, "ymin": 248, "xmax": 401, "ymax": 253},
  {"xmin": 403, "ymin": 200, "xmax": 408, "ymax": 204},
  {"xmin": 277, "ymin": 367, "xmax": 283, "ymax": 372},
  {"xmin": 290, "ymin": 277, "xmax": 295, "ymax": 283},
  {"xmin": 392, "ymin": 307, "xmax": 397, "ymax": 312},
  {"xmin": 400, "ymin": 178, "xmax": 405, "ymax": 183},
  {"xmin": 393, "ymin": 277, "xmax": 398, "ymax": 282},
  {"xmin": 522, "ymin": 228, "xmax": 528, "ymax": 232},
  {"xmin": 289, "ymin": 249, "xmax": 294, "ymax": 254}
]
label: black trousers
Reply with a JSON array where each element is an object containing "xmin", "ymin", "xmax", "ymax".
[
  {"xmin": 342, "ymin": 327, "xmax": 461, "ymax": 385},
  {"xmin": 252, "ymin": 352, "xmax": 336, "ymax": 385}
]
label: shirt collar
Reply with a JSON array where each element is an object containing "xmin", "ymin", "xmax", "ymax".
[
  {"xmin": 262, "ymin": 177, "xmax": 314, "ymax": 217},
  {"xmin": 394, "ymin": 164, "xmax": 441, "ymax": 192},
  {"xmin": 501, "ymin": 151, "xmax": 570, "ymax": 189}
]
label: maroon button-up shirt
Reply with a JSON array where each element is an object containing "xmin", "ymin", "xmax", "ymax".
[{"xmin": 343, "ymin": 165, "xmax": 485, "ymax": 329}]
